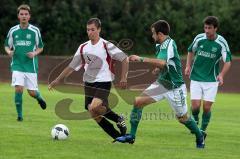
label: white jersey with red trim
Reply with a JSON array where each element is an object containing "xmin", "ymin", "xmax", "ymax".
[{"xmin": 69, "ymin": 38, "xmax": 127, "ymax": 82}]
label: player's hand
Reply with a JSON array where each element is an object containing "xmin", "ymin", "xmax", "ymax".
[
  {"xmin": 152, "ymin": 68, "xmax": 160, "ymax": 76},
  {"xmin": 48, "ymin": 80, "xmax": 59, "ymax": 90},
  {"xmin": 119, "ymin": 79, "xmax": 127, "ymax": 89},
  {"xmin": 184, "ymin": 66, "xmax": 191, "ymax": 77},
  {"xmin": 7, "ymin": 50, "xmax": 14, "ymax": 57},
  {"xmin": 27, "ymin": 52, "xmax": 37, "ymax": 58},
  {"xmin": 217, "ymin": 74, "xmax": 224, "ymax": 86},
  {"xmin": 129, "ymin": 55, "xmax": 140, "ymax": 62}
]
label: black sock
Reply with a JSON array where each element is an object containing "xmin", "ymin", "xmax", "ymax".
[
  {"xmin": 103, "ymin": 110, "xmax": 120, "ymax": 123},
  {"xmin": 98, "ymin": 117, "xmax": 121, "ymax": 139}
]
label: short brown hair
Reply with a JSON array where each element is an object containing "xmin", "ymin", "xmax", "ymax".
[
  {"xmin": 17, "ymin": 4, "xmax": 31, "ymax": 14},
  {"xmin": 203, "ymin": 16, "xmax": 219, "ymax": 28},
  {"xmin": 87, "ymin": 18, "xmax": 101, "ymax": 29},
  {"xmin": 151, "ymin": 20, "xmax": 170, "ymax": 35}
]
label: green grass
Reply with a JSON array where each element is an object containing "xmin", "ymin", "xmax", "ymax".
[{"xmin": 0, "ymin": 83, "xmax": 240, "ymax": 159}]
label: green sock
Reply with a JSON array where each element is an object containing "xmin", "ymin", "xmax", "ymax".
[
  {"xmin": 33, "ymin": 91, "xmax": 43, "ymax": 101},
  {"xmin": 191, "ymin": 108, "xmax": 200, "ymax": 124},
  {"xmin": 183, "ymin": 116, "xmax": 202, "ymax": 139},
  {"xmin": 15, "ymin": 92, "xmax": 23, "ymax": 118},
  {"xmin": 130, "ymin": 107, "xmax": 143, "ymax": 137},
  {"xmin": 201, "ymin": 111, "xmax": 211, "ymax": 131}
]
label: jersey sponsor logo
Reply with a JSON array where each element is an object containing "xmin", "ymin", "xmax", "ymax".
[
  {"xmin": 197, "ymin": 50, "xmax": 216, "ymax": 58},
  {"xmin": 16, "ymin": 40, "xmax": 32, "ymax": 46},
  {"xmin": 26, "ymin": 34, "xmax": 31, "ymax": 39}
]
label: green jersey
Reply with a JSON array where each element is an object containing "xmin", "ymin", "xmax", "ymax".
[
  {"xmin": 5, "ymin": 24, "xmax": 44, "ymax": 73},
  {"xmin": 188, "ymin": 33, "xmax": 231, "ymax": 82},
  {"xmin": 156, "ymin": 37, "xmax": 184, "ymax": 90}
]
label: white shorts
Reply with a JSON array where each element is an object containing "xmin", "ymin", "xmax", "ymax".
[
  {"xmin": 12, "ymin": 71, "xmax": 38, "ymax": 90},
  {"xmin": 143, "ymin": 82, "xmax": 188, "ymax": 117},
  {"xmin": 190, "ymin": 80, "xmax": 218, "ymax": 102}
]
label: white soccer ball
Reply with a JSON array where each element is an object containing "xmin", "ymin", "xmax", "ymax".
[{"xmin": 51, "ymin": 124, "xmax": 69, "ymax": 140}]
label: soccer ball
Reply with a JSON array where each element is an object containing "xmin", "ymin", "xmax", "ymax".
[{"xmin": 51, "ymin": 124, "xmax": 69, "ymax": 140}]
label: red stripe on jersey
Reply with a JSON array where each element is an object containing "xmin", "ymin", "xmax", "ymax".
[
  {"xmin": 79, "ymin": 43, "xmax": 88, "ymax": 68},
  {"xmin": 103, "ymin": 42, "xmax": 115, "ymax": 74}
]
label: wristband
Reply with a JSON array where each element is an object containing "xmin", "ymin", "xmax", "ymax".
[{"xmin": 140, "ymin": 57, "xmax": 144, "ymax": 62}]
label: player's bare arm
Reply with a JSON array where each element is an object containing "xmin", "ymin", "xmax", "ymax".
[
  {"xmin": 48, "ymin": 66, "xmax": 74, "ymax": 90},
  {"xmin": 27, "ymin": 48, "xmax": 43, "ymax": 58},
  {"xmin": 129, "ymin": 55, "xmax": 166, "ymax": 68},
  {"xmin": 119, "ymin": 57, "xmax": 129, "ymax": 89},
  {"xmin": 4, "ymin": 46, "xmax": 14, "ymax": 57},
  {"xmin": 185, "ymin": 52, "xmax": 194, "ymax": 77},
  {"xmin": 217, "ymin": 62, "xmax": 231, "ymax": 86}
]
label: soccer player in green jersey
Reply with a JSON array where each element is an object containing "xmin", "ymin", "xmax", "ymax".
[
  {"xmin": 114, "ymin": 20, "xmax": 205, "ymax": 148},
  {"xmin": 4, "ymin": 4, "xmax": 47, "ymax": 121},
  {"xmin": 185, "ymin": 16, "xmax": 231, "ymax": 135}
]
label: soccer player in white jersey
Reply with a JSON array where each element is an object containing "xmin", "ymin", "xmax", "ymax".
[
  {"xmin": 185, "ymin": 16, "xmax": 231, "ymax": 136},
  {"xmin": 114, "ymin": 20, "xmax": 205, "ymax": 148},
  {"xmin": 48, "ymin": 18, "xmax": 129, "ymax": 140},
  {"xmin": 4, "ymin": 4, "xmax": 47, "ymax": 122}
]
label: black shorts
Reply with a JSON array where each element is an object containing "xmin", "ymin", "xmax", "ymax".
[{"xmin": 84, "ymin": 82, "xmax": 111, "ymax": 110}]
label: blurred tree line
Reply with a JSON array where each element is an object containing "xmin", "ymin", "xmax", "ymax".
[{"xmin": 0, "ymin": 0, "xmax": 239, "ymax": 56}]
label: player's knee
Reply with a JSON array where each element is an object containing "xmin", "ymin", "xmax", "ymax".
[
  {"xmin": 28, "ymin": 91, "xmax": 35, "ymax": 97},
  {"xmin": 177, "ymin": 113, "xmax": 188, "ymax": 123},
  {"xmin": 134, "ymin": 98, "xmax": 143, "ymax": 108},
  {"xmin": 15, "ymin": 86, "xmax": 23, "ymax": 93}
]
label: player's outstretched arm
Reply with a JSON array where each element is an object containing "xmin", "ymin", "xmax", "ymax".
[
  {"xmin": 119, "ymin": 57, "xmax": 129, "ymax": 89},
  {"xmin": 129, "ymin": 55, "xmax": 166, "ymax": 68},
  {"xmin": 48, "ymin": 66, "xmax": 75, "ymax": 90}
]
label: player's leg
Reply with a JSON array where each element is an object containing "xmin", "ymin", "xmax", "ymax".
[
  {"xmin": 15, "ymin": 85, "xmax": 24, "ymax": 121},
  {"xmin": 26, "ymin": 72, "xmax": 46, "ymax": 109},
  {"xmin": 114, "ymin": 95, "xmax": 155, "ymax": 143},
  {"xmin": 93, "ymin": 82, "xmax": 127, "ymax": 135},
  {"xmin": 85, "ymin": 82, "xmax": 121, "ymax": 139},
  {"xmin": 12, "ymin": 71, "xmax": 25, "ymax": 121},
  {"xmin": 190, "ymin": 80, "xmax": 203, "ymax": 124},
  {"xmin": 167, "ymin": 84, "xmax": 205, "ymax": 148},
  {"xmin": 88, "ymin": 97, "xmax": 121, "ymax": 139},
  {"xmin": 114, "ymin": 81, "xmax": 166, "ymax": 143},
  {"xmin": 201, "ymin": 82, "xmax": 218, "ymax": 131}
]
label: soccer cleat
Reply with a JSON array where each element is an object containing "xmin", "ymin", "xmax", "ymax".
[
  {"xmin": 17, "ymin": 117, "xmax": 23, "ymax": 122},
  {"xmin": 196, "ymin": 134, "xmax": 205, "ymax": 148},
  {"xmin": 37, "ymin": 99, "xmax": 47, "ymax": 110},
  {"xmin": 117, "ymin": 115, "xmax": 127, "ymax": 135},
  {"xmin": 113, "ymin": 134, "xmax": 135, "ymax": 144}
]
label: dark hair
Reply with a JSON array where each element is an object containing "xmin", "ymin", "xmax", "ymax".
[
  {"xmin": 17, "ymin": 4, "xmax": 31, "ymax": 14},
  {"xmin": 87, "ymin": 18, "xmax": 101, "ymax": 29},
  {"xmin": 151, "ymin": 20, "xmax": 170, "ymax": 35},
  {"xmin": 203, "ymin": 16, "xmax": 219, "ymax": 28}
]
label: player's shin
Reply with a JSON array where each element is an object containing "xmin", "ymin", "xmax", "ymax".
[
  {"xmin": 180, "ymin": 115, "xmax": 202, "ymax": 139},
  {"xmin": 201, "ymin": 111, "xmax": 211, "ymax": 131},
  {"xmin": 130, "ymin": 107, "xmax": 143, "ymax": 137},
  {"xmin": 98, "ymin": 117, "xmax": 121, "ymax": 139},
  {"xmin": 15, "ymin": 92, "xmax": 23, "ymax": 118},
  {"xmin": 191, "ymin": 108, "xmax": 200, "ymax": 124}
]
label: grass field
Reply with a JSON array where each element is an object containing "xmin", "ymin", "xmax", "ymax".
[{"xmin": 0, "ymin": 83, "xmax": 240, "ymax": 159}]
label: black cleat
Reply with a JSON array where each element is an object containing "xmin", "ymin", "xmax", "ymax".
[
  {"xmin": 117, "ymin": 115, "xmax": 127, "ymax": 135},
  {"xmin": 38, "ymin": 99, "xmax": 47, "ymax": 110},
  {"xmin": 17, "ymin": 117, "xmax": 23, "ymax": 122}
]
